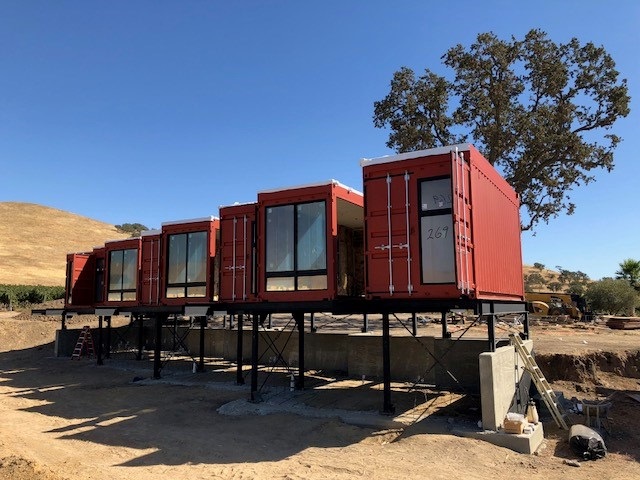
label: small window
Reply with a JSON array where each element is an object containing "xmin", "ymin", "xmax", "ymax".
[
  {"xmin": 166, "ymin": 231, "xmax": 208, "ymax": 298},
  {"xmin": 266, "ymin": 201, "xmax": 327, "ymax": 291},
  {"xmin": 108, "ymin": 249, "xmax": 138, "ymax": 301},
  {"xmin": 419, "ymin": 177, "xmax": 456, "ymax": 284}
]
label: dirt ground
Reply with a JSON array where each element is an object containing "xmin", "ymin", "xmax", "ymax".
[{"xmin": 1, "ymin": 307, "xmax": 640, "ymax": 480}]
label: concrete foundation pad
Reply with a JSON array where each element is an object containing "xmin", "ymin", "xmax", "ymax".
[{"xmin": 458, "ymin": 422, "xmax": 545, "ymax": 454}]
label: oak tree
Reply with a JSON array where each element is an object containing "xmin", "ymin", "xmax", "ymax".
[{"xmin": 373, "ymin": 30, "xmax": 630, "ymax": 230}]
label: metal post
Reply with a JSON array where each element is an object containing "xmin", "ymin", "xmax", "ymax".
[
  {"xmin": 105, "ymin": 316, "xmax": 111, "ymax": 359},
  {"xmin": 173, "ymin": 314, "xmax": 178, "ymax": 350},
  {"xmin": 154, "ymin": 314, "xmax": 164, "ymax": 379},
  {"xmin": 236, "ymin": 312, "xmax": 244, "ymax": 385},
  {"xmin": 250, "ymin": 313, "xmax": 259, "ymax": 402},
  {"xmin": 362, "ymin": 313, "xmax": 368, "ymax": 333},
  {"xmin": 97, "ymin": 316, "xmax": 104, "ymax": 366},
  {"xmin": 229, "ymin": 314, "xmax": 235, "ymax": 330},
  {"xmin": 310, "ymin": 312, "xmax": 316, "ymax": 333},
  {"xmin": 223, "ymin": 315, "xmax": 227, "ymax": 329},
  {"xmin": 412, "ymin": 312, "xmax": 417, "ymax": 337},
  {"xmin": 61, "ymin": 313, "xmax": 67, "ymax": 331},
  {"xmin": 267, "ymin": 313, "xmax": 272, "ymax": 329},
  {"xmin": 488, "ymin": 314, "xmax": 496, "ymax": 352},
  {"xmin": 137, "ymin": 314, "xmax": 144, "ymax": 361},
  {"xmin": 382, "ymin": 312, "xmax": 394, "ymax": 414},
  {"xmin": 198, "ymin": 316, "xmax": 206, "ymax": 372},
  {"xmin": 294, "ymin": 312, "xmax": 305, "ymax": 390},
  {"xmin": 441, "ymin": 311, "xmax": 451, "ymax": 339},
  {"xmin": 523, "ymin": 311, "xmax": 530, "ymax": 340}
]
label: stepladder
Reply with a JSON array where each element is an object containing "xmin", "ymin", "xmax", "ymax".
[
  {"xmin": 509, "ymin": 333, "xmax": 570, "ymax": 430},
  {"xmin": 72, "ymin": 326, "xmax": 95, "ymax": 360}
]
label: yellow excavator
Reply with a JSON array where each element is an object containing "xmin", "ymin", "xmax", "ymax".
[{"xmin": 525, "ymin": 292, "xmax": 586, "ymax": 320}]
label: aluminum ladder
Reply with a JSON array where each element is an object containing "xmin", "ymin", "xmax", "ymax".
[
  {"xmin": 509, "ymin": 333, "xmax": 569, "ymax": 430},
  {"xmin": 71, "ymin": 326, "xmax": 95, "ymax": 360}
]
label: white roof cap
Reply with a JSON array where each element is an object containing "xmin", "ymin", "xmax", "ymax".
[
  {"xmin": 161, "ymin": 216, "xmax": 219, "ymax": 227},
  {"xmin": 219, "ymin": 201, "xmax": 257, "ymax": 209},
  {"xmin": 140, "ymin": 229, "xmax": 162, "ymax": 237},
  {"xmin": 360, "ymin": 143, "xmax": 472, "ymax": 167},
  {"xmin": 258, "ymin": 179, "xmax": 363, "ymax": 197}
]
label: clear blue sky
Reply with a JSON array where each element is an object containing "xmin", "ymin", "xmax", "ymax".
[{"xmin": 1, "ymin": 1, "xmax": 638, "ymax": 281}]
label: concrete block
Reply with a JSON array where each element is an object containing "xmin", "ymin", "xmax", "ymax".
[
  {"xmin": 479, "ymin": 340, "xmax": 533, "ymax": 431},
  {"xmin": 466, "ymin": 422, "xmax": 545, "ymax": 454}
]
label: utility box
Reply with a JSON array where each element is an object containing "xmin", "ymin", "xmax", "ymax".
[
  {"xmin": 219, "ymin": 203, "xmax": 258, "ymax": 303},
  {"xmin": 64, "ymin": 252, "xmax": 95, "ymax": 308},
  {"xmin": 361, "ymin": 144, "xmax": 524, "ymax": 301},
  {"xmin": 257, "ymin": 180, "xmax": 364, "ymax": 303},
  {"xmin": 101, "ymin": 237, "xmax": 142, "ymax": 308},
  {"xmin": 140, "ymin": 229, "xmax": 162, "ymax": 306},
  {"xmin": 160, "ymin": 217, "xmax": 220, "ymax": 305}
]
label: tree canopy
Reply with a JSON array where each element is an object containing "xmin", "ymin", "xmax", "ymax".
[
  {"xmin": 373, "ymin": 29, "xmax": 630, "ymax": 230},
  {"xmin": 616, "ymin": 258, "xmax": 640, "ymax": 292},
  {"xmin": 115, "ymin": 223, "xmax": 149, "ymax": 237}
]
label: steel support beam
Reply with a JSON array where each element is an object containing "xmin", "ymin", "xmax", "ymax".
[
  {"xmin": 105, "ymin": 316, "xmax": 111, "ymax": 359},
  {"xmin": 61, "ymin": 313, "xmax": 67, "ymax": 331},
  {"xmin": 441, "ymin": 311, "xmax": 451, "ymax": 339},
  {"xmin": 153, "ymin": 314, "xmax": 165, "ymax": 379},
  {"xmin": 236, "ymin": 312, "xmax": 244, "ymax": 384},
  {"xmin": 137, "ymin": 314, "xmax": 144, "ymax": 361},
  {"xmin": 411, "ymin": 312, "xmax": 417, "ymax": 337},
  {"xmin": 362, "ymin": 313, "xmax": 368, "ymax": 333},
  {"xmin": 382, "ymin": 312, "xmax": 394, "ymax": 414},
  {"xmin": 487, "ymin": 314, "xmax": 496, "ymax": 352},
  {"xmin": 97, "ymin": 316, "xmax": 104, "ymax": 366},
  {"xmin": 250, "ymin": 313, "xmax": 259, "ymax": 402},
  {"xmin": 310, "ymin": 312, "xmax": 317, "ymax": 333},
  {"xmin": 198, "ymin": 316, "xmax": 206, "ymax": 372},
  {"xmin": 293, "ymin": 312, "xmax": 305, "ymax": 390},
  {"xmin": 523, "ymin": 311, "xmax": 530, "ymax": 340}
]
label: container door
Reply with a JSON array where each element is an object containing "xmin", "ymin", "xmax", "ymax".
[
  {"xmin": 142, "ymin": 237, "xmax": 161, "ymax": 305},
  {"xmin": 222, "ymin": 214, "xmax": 254, "ymax": 301},
  {"xmin": 451, "ymin": 150, "xmax": 474, "ymax": 294},
  {"xmin": 366, "ymin": 172, "xmax": 414, "ymax": 296}
]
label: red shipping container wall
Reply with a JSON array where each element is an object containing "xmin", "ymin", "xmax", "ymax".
[
  {"xmin": 361, "ymin": 143, "xmax": 524, "ymax": 302},
  {"xmin": 93, "ymin": 247, "xmax": 106, "ymax": 305},
  {"xmin": 64, "ymin": 252, "xmax": 94, "ymax": 308},
  {"xmin": 257, "ymin": 180, "xmax": 364, "ymax": 303},
  {"xmin": 102, "ymin": 237, "xmax": 142, "ymax": 308},
  {"xmin": 160, "ymin": 217, "xmax": 220, "ymax": 305},
  {"xmin": 140, "ymin": 229, "xmax": 162, "ymax": 306},
  {"xmin": 219, "ymin": 203, "xmax": 258, "ymax": 303}
]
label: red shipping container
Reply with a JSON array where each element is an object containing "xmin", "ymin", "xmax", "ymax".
[
  {"xmin": 257, "ymin": 180, "xmax": 364, "ymax": 303},
  {"xmin": 140, "ymin": 229, "xmax": 162, "ymax": 306},
  {"xmin": 361, "ymin": 144, "xmax": 524, "ymax": 301},
  {"xmin": 219, "ymin": 203, "xmax": 258, "ymax": 303},
  {"xmin": 93, "ymin": 246, "xmax": 106, "ymax": 305},
  {"xmin": 64, "ymin": 252, "xmax": 94, "ymax": 308},
  {"xmin": 102, "ymin": 237, "xmax": 142, "ymax": 308},
  {"xmin": 160, "ymin": 217, "xmax": 220, "ymax": 305}
]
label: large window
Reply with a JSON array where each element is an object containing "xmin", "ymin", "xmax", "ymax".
[
  {"xmin": 266, "ymin": 201, "xmax": 327, "ymax": 291},
  {"xmin": 166, "ymin": 231, "xmax": 208, "ymax": 298},
  {"xmin": 419, "ymin": 177, "xmax": 455, "ymax": 284},
  {"xmin": 108, "ymin": 249, "xmax": 138, "ymax": 301}
]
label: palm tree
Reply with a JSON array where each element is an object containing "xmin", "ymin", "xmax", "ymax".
[{"xmin": 616, "ymin": 259, "xmax": 640, "ymax": 292}]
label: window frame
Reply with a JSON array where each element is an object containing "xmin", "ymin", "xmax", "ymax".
[
  {"xmin": 265, "ymin": 200, "xmax": 328, "ymax": 292},
  {"xmin": 107, "ymin": 248, "xmax": 138, "ymax": 302},
  {"xmin": 418, "ymin": 175, "xmax": 456, "ymax": 285},
  {"xmin": 165, "ymin": 231, "xmax": 209, "ymax": 298}
]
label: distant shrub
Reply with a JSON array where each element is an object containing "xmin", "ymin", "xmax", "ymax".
[
  {"xmin": 0, "ymin": 284, "xmax": 64, "ymax": 308},
  {"xmin": 115, "ymin": 223, "xmax": 149, "ymax": 237},
  {"xmin": 585, "ymin": 278, "xmax": 638, "ymax": 316}
]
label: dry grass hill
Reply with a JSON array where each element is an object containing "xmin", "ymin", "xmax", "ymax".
[{"xmin": 0, "ymin": 202, "xmax": 130, "ymax": 286}]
